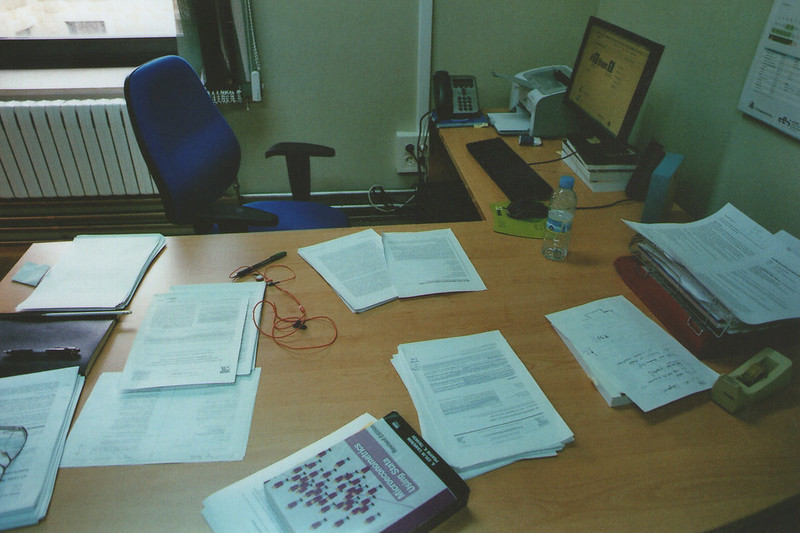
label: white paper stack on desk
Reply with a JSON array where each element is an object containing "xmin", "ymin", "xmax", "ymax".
[
  {"xmin": 16, "ymin": 234, "xmax": 166, "ymax": 313},
  {"xmin": 391, "ymin": 330, "xmax": 574, "ymax": 479},
  {"xmin": 546, "ymin": 296, "xmax": 719, "ymax": 411},
  {"xmin": 298, "ymin": 228, "xmax": 486, "ymax": 312},
  {"xmin": 60, "ymin": 283, "xmax": 266, "ymax": 468},
  {"xmin": 117, "ymin": 282, "xmax": 266, "ymax": 391},
  {"xmin": 623, "ymin": 203, "xmax": 800, "ymax": 334},
  {"xmin": 0, "ymin": 367, "xmax": 83, "ymax": 530}
]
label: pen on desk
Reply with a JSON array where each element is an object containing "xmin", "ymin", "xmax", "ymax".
[
  {"xmin": 0, "ymin": 310, "xmax": 132, "ymax": 319},
  {"xmin": 233, "ymin": 251, "xmax": 287, "ymax": 279}
]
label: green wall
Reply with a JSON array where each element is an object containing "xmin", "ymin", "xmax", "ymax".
[
  {"xmin": 229, "ymin": 0, "xmax": 799, "ymax": 237},
  {"xmin": 598, "ymin": 0, "xmax": 800, "ymax": 236}
]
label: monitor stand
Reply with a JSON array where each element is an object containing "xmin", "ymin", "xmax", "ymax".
[{"xmin": 566, "ymin": 133, "xmax": 639, "ymax": 166}]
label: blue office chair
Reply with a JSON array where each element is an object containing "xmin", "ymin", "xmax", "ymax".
[{"xmin": 124, "ymin": 55, "xmax": 349, "ymax": 233}]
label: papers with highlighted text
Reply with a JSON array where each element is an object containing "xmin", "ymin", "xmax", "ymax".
[
  {"xmin": 546, "ymin": 295, "xmax": 719, "ymax": 412},
  {"xmin": 391, "ymin": 330, "xmax": 573, "ymax": 479},
  {"xmin": 298, "ymin": 228, "xmax": 486, "ymax": 312}
]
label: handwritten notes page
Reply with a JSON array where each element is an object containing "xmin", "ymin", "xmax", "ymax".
[{"xmin": 546, "ymin": 296, "xmax": 719, "ymax": 412}]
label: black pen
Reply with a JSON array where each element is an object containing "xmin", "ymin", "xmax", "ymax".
[{"xmin": 234, "ymin": 251, "xmax": 287, "ymax": 279}]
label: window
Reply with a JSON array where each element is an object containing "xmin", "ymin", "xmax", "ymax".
[{"xmin": 0, "ymin": 0, "xmax": 180, "ymax": 69}]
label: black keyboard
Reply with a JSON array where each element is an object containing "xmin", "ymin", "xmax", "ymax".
[{"xmin": 466, "ymin": 138, "xmax": 553, "ymax": 201}]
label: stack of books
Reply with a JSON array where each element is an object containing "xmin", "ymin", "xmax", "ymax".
[{"xmin": 561, "ymin": 138, "xmax": 637, "ymax": 192}]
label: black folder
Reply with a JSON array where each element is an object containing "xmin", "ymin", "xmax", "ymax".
[{"xmin": 0, "ymin": 316, "xmax": 117, "ymax": 377}]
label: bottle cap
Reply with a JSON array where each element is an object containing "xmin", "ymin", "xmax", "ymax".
[{"xmin": 559, "ymin": 175, "xmax": 575, "ymax": 189}]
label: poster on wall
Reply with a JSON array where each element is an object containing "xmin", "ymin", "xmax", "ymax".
[{"xmin": 738, "ymin": 0, "xmax": 800, "ymax": 141}]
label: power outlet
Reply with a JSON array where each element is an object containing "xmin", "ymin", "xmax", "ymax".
[{"xmin": 395, "ymin": 132, "xmax": 418, "ymax": 174}]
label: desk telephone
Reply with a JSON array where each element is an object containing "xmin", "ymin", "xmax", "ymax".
[{"xmin": 433, "ymin": 71, "xmax": 481, "ymax": 119}]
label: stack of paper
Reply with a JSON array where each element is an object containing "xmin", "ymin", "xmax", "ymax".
[
  {"xmin": 546, "ymin": 295, "xmax": 719, "ymax": 411},
  {"xmin": 61, "ymin": 369, "xmax": 261, "ymax": 466},
  {"xmin": 60, "ymin": 283, "xmax": 265, "ymax": 468},
  {"xmin": 0, "ymin": 367, "xmax": 83, "ymax": 529},
  {"xmin": 117, "ymin": 282, "xmax": 265, "ymax": 391},
  {"xmin": 623, "ymin": 203, "xmax": 800, "ymax": 331},
  {"xmin": 561, "ymin": 138, "xmax": 636, "ymax": 192},
  {"xmin": 298, "ymin": 228, "xmax": 486, "ymax": 312},
  {"xmin": 16, "ymin": 234, "xmax": 166, "ymax": 313},
  {"xmin": 391, "ymin": 330, "xmax": 574, "ymax": 479}
]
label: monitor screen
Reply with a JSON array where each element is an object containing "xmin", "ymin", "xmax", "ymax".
[{"xmin": 565, "ymin": 17, "xmax": 664, "ymax": 146}]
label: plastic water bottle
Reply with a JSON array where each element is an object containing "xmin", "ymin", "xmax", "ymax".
[{"xmin": 542, "ymin": 175, "xmax": 577, "ymax": 261}]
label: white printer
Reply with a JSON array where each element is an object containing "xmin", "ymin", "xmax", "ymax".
[{"xmin": 489, "ymin": 65, "xmax": 580, "ymax": 138}]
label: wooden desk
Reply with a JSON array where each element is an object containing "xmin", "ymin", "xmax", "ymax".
[{"xmin": 2, "ymin": 131, "xmax": 798, "ymax": 531}]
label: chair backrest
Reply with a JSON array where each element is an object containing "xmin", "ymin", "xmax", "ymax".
[{"xmin": 124, "ymin": 55, "xmax": 241, "ymax": 225}]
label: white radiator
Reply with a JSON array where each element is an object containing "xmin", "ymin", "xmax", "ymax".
[{"xmin": 0, "ymin": 99, "xmax": 155, "ymax": 199}]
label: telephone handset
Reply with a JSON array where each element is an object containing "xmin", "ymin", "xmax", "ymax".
[{"xmin": 433, "ymin": 71, "xmax": 481, "ymax": 120}]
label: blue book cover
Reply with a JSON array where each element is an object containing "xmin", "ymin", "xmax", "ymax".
[{"xmin": 642, "ymin": 153, "xmax": 684, "ymax": 223}]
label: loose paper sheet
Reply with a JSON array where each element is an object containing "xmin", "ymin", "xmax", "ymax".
[
  {"xmin": 117, "ymin": 291, "xmax": 249, "ymax": 391},
  {"xmin": 62, "ymin": 369, "xmax": 260, "ymax": 466}
]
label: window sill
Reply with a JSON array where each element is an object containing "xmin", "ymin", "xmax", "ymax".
[{"xmin": 0, "ymin": 67, "xmax": 133, "ymax": 100}]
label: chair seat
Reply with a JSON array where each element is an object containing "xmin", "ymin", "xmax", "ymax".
[{"xmin": 245, "ymin": 200, "xmax": 350, "ymax": 231}]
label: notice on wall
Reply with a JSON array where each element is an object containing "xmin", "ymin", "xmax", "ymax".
[{"xmin": 738, "ymin": 0, "xmax": 800, "ymax": 141}]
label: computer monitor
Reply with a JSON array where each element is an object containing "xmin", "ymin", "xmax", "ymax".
[{"xmin": 565, "ymin": 17, "xmax": 664, "ymax": 157}]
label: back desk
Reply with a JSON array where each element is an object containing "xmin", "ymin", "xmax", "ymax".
[{"xmin": 2, "ymin": 127, "xmax": 798, "ymax": 532}]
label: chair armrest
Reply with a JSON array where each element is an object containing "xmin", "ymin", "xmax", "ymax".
[
  {"xmin": 265, "ymin": 142, "xmax": 335, "ymax": 159},
  {"xmin": 265, "ymin": 142, "xmax": 335, "ymax": 202}
]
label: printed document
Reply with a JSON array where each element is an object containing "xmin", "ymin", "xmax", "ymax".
[
  {"xmin": 546, "ymin": 296, "xmax": 719, "ymax": 412},
  {"xmin": 62, "ymin": 369, "xmax": 260, "ymax": 466},
  {"xmin": 298, "ymin": 228, "xmax": 485, "ymax": 312},
  {"xmin": 117, "ymin": 291, "xmax": 248, "ymax": 391},
  {"xmin": 0, "ymin": 367, "xmax": 83, "ymax": 530},
  {"xmin": 168, "ymin": 282, "xmax": 266, "ymax": 375},
  {"xmin": 16, "ymin": 233, "xmax": 165, "ymax": 312},
  {"xmin": 392, "ymin": 330, "xmax": 573, "ymax": 477},
  {"xmin": 298, "ymin": 229, "xmax": 397, "ymax": 312},
  {"xmin": 382, "ymin": 228, "xmax": 486, "ymax": 298},
  {"xmin": 624, "ymin": 203, "xmax": 800, "ymax": 325}
]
